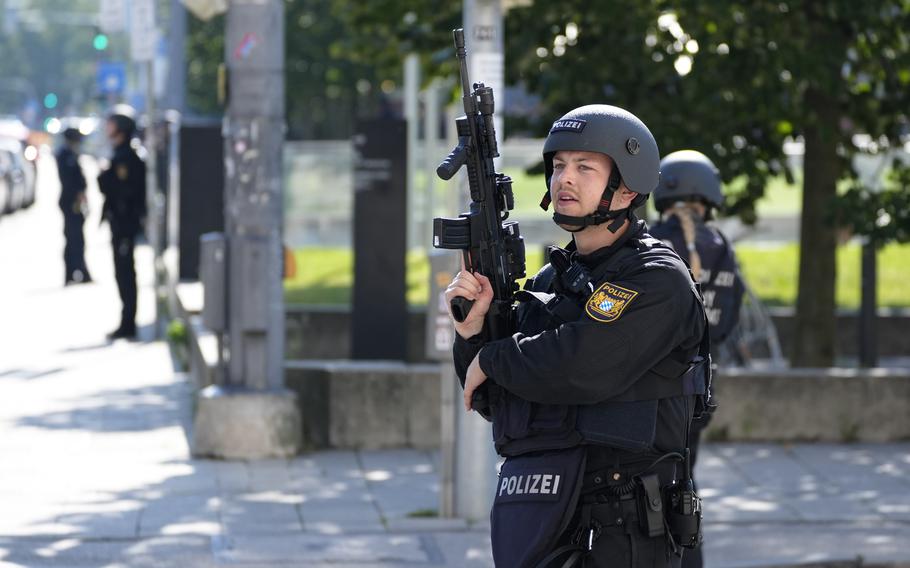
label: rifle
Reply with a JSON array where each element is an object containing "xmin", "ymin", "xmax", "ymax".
[{"xmin": 433, "ymin": 29, "xmax": 526, "ymax": 354}]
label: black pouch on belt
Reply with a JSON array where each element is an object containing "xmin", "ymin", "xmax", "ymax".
[
  {"xmin": 636, "ymin": 473, "xmax": 666, "ymax": 538},
  {"xmin": 491, "ymin": 446, "xmax": 587, "ymax": 568}
]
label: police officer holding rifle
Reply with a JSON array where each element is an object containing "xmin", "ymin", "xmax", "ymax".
[{"xmin": 434, "ymin": 29, "xmax": 712, "ymax": 568}]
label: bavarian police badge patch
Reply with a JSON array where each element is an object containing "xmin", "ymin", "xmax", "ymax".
[
  {"xmin": 116, "ymin": 164, "xmax": 129, "ymax": 181},
  {"xmin": 585, "ymin": 282, "xmax": 639, "ymax": 323}
]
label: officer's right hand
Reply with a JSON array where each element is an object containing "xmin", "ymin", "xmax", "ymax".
[{"xmin": 445, "ymin": 269, "xmax": 494, "ymax": 339}]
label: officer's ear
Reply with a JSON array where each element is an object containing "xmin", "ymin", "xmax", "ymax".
[{"xmin": 615, "ymin": 187, "xmax": 639, "ymax": 208}]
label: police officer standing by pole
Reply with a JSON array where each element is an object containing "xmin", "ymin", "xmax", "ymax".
[
  {"xmin": 649, "ymin": 150, "xmax": 745, "ymax": 568},
  {"xmin": 98, "ymin": 105, "xmax": 146, "ymax": 341},
  {"xmin": 56, "ymin": 127, "xmax": 92, "ymax": 286},
  {"xmin": 445, "ymin": 105, "xmax": 711, "ymax": 567}
]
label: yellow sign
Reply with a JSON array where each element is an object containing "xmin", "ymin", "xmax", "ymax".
[{"xmin": 585, "ymin": 282, "xmax": 639, "ymax": 323}]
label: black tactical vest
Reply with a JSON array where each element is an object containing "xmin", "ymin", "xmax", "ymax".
[
  {"xmin": 490, "ymin": 237, "xmax": 711, "ymax": 458},
  {"xmin": 650, "ymin": 219, "xmax": 744, "ymax": 343}
]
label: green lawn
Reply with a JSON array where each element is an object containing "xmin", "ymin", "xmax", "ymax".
[{"xmin": 285, "ymin": 243, "xmax": 910, "ymax": 308}]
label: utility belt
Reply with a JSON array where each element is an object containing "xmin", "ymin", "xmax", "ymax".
[
  {"xmin": 492, "ymin": 450, "xmax": 702, "ymax": 568},
  {"xmin": 577, "ymin": 460, "xmax": 699, "ymax": 550}
]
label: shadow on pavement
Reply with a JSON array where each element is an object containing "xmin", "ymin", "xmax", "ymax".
[
  {"xmin": 15, "ymin": 382, "xmax": 184, "ymax": 433},
  {"xmin": 0, "ymin": 367, "xmax": 65, "ymax": 380}
]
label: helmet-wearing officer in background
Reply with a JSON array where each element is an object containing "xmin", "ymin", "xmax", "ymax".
[
  {"xmin": 649, "ymin": 150, "xmax": 745, "ymax": 568},
  {"xmin": 98, "ymin": 104, "xmax": 146, "ymax": 340},
  {"xmin": 446, "ymin": 105, "xmax": 711, "ymax": 567},
  {"xmin": 55, "ymin": 127, "xmax": 92, "ymax": 285}
]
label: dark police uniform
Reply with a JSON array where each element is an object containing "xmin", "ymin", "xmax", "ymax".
[
  {"xmin": 649, "ymin": 217, "xmax": 743, "ymax": 347},
  {"xmin": 98, "ymin": 141, "xmax": 146, "ymax": 336},
  {"xmin": 650, "ymin": 149, "xmax": 744, "ymax": 568},
  {"xmin": 55, "ymin": 144, "xmax": 91, "ymax": 284},
  {"xmin": 454, "ymin": 219, "xmax": 708, "ymax": 567}
]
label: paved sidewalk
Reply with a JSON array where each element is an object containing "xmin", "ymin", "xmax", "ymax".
[{"xmin": 0, "ymin": 153, "xmax": 908, "ymax": 567}]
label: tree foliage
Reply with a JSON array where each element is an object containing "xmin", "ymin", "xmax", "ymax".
[
  {"xmin": 185, "ymin": 1, "xmax": 460, "ymax": 138},
  {"xmin": 0, "ymin": 0, "xmax": 125, "ymax": 122},
  {"xmin": 502, "ymin": 0, "xmax": 910, "ymax": 365}
]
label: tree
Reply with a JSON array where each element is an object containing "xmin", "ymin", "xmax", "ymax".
[
  {"xmin": 503, "ymin": 0, "xmax": 910, "ymax": 366},
  {"xmin": 185, "ymin": 0, "xmax": 458, "ymax": 138},
  {"xmin": 0, "ymin": 0, "xmax": 122, "ymax": 122}
]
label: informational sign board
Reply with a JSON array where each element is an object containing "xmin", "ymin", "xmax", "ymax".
[
  {"xmin": 130, "ymin": 0, "xmax": 157, "ymax": 62},
  {"xmin": 351, "ymin": 118, "xmax": 408, "ymax": 360}
]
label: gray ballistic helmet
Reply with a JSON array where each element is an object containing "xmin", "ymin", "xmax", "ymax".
[
  {"xmin": 654, "ymin": 150, "xmax": 724, "ymax": 212},
  {"xmin": 540, "ymin": 104, "xmax": 660, "ymax": 231},
  {"xmin": 107, "ymin": 103, "xmax": 137, "ymax": 138}
]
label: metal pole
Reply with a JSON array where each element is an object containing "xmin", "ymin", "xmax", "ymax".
[
  {"xmin": 404, "ymin": 53, "xmax": 420, "ymax": 252},
  {"xmin": 224, "ymin": 0, "xmax": 286, "ymax": 390},
  {"xmin": 859, "ymin": 239, "xmax": 877, "ymax": 367},
  {"xmin": 193, "ymin": 0, "xmax": 300, "ymax": 460},
  {"xmin": 145, "ymin": 60, "xmax": 162, "ymax": 338},
  {"xmin": 424, "ymin": 80, "xmax": 440, "ymax": 246},
  {"xmin": 439, "ymin": 362, "xmax": 457, "ymax": 517},
  {"xmin": 165, "ymin": 0, "xmax": 186, "ymax": 113},
  {"xmin": 464, "ymin": 0, "xmax": 505, "ymax": 167},
  {"xmin": 450, "ymin": 0, "xmax": 505, "ymax": 522}
]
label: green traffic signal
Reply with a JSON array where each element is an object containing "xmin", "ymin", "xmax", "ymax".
[
  {"xmin": 93, "ymin": 33, "xmax": 109, "ymax": 51},
  {"xmin": 43, "ymin": 93, "xmax": 58, "ymax": 109}
]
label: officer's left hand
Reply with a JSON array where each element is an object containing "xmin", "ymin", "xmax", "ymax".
[{"xmin": 464, "ymin": 351, "xmax": 488, "ymax": 412}]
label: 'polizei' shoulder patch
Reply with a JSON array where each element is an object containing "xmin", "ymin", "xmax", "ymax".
[{"xmin": 585, "ymin": 282, "xmax": 639, "ymax": 323}]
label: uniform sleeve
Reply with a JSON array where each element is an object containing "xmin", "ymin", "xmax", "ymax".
[
  {"xmin": 478, "ymin": 264, "xmax": 703, "ymax": 406},
  {"xmin": 134, "ymin": 156, "xmax": 147, "ymax": 218},
  {"xmin": 74, "ymin": 155, "xmax": 86, "ymax": 191},
  {"xmin": 453, "ymin": 331, "xmax": 487, "ymax": 388},
  {"xmin": 98, "ymin": 164, "xmax": 115, "ymax": 197}
]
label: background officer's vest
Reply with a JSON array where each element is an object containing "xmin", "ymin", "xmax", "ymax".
[{"xmin": 650, "ymin": 219, "xmax": 744, "ymax": 344}]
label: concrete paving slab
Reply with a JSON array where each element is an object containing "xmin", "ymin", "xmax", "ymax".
[
  {"xmin": 220, "ymin": 498, "xmax": 303, "ymax": 536},
  {"xmin": 53, "ymin": 500, "xmax": 143, "ymax": 539},
  {"xmin": 297, "ymin": 479, "xmax": 372, "ymax": 503},
  {"xmin": 212, "ymin": 461, "xmax": 252, "ymax": 493},
  {"xmin": 300, "ymin": 500, "xmax": 382, "ymax": 524},
  {"xmin": 212, "ymin": 533, "xmax": 438, "ymax": 564},
  {"xmin": 700, "ymin": 489, "xmax": 801, "ymax": 523},
  {"xmin": 701, "ymin": 521, "xmax": 910, "ymax": 567},
  {"xmin": 786, "ymin": 490, "xmax": 883, "ymax": 522},
  {"xmin": 357, "ymin": 449, "xmax": 438, "ymax": 476},
  {"xmin": 708, "ymin": 443, "xmax": 829, "ymax": 495},
  {"xmin": 370, "ymin": 484, "xmax": 439, "ymax": 520},
  {"xmin": 248, "ymin": 459, "xmax": 294, "ymax": 491},
  {"xmin": 303, "ymin": 521, "xmax": 388, "ymax": 535},
  {"xmin": 385, "ymin": 518, "xmax": 470, "ymax": 532},
  {"xmin": 138, "ymin": 494, "xmax": 221, "ymax": 537},
  {"xmin": 306, "ymin": 451, "xmax": 362, "ymax": 478},
  {"xmin": 695, "ymin": 446, "xmax": 756, "ymax": 493},
  {"xmin": 427, "ymin": 531, "xmax": 494, "ymax": 568},
  {"xmin": 791, "ymin": 444, "xmax": 910, "ymax": 493},
  {"xmin": 0, "ymin": 536, "xmax": 215, "ymax": 568}
]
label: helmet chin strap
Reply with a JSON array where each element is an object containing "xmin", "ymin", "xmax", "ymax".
[{"xmin": 541, "ymin": 169, "xmax": 631, "ymax": 233}]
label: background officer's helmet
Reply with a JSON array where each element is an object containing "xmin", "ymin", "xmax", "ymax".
[
  {"xmin": 542, "ymin": 104, "xmax": 661, "ymax": 196},
  {"xmin": 62, "ymin": 127, "xmax": 83, "ymax": 143},
  {"xmin": 107, "ymin": 104, "xmax": 137, "ymax": 139},
  {"xmin": 653, "ymin": 150, "xmax": 724, "ymax": 213}
]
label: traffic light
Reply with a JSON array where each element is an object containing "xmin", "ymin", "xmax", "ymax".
[
  {"xmin": 43, "ymin": 92, "xmax": 58, "ymax": 109},
  {"xmin": 93, "ymin": 31, "xmax": 109, "ymax": 51}
]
